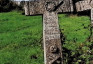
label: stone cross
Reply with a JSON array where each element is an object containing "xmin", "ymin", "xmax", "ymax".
[
  {"xmin": 75, "ymin": 0, "xmax": 93, "ymax": 42},
  {"xmin": 24, "ymin": 0, "xmax": 73, "ymax": 64}
]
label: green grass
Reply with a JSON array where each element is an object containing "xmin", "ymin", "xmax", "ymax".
[
  {"xmin": 59, "ymin": 14, "xmax": 90, "ymax": 49},
  {"xmin": 0, "ymin": 11, "xmax": 43, "ymax": 64},
  {"xmin": 59, "ymin": 14, "xmax": 92, "ymax": 63},
  {"xmin": 0, "ymin": 11, "xmax": 92, "ymax": 64},
  {"xmin": 59, "ymin": 14, "xmax": 90, "ymax": 40}
]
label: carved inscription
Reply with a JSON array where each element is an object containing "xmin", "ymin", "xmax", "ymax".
[
  {"xmin": 43, "ymin": 11, "xmax": 62, "ymax": 64},
  {"xmin": 44, "ymin": 12, "xmax": 60, "ymax": 40}
]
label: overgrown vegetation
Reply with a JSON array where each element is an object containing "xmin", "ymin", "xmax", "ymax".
[
  {"xmin": 59, "ymin": 14, "xmax": 93, "ymax": 64},
  {"xmin": 0, "ymin": 11, "xmax": 92, "ymax": 64}
]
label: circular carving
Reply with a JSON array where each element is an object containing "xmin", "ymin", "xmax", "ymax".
[
  {"xmin": 50, "ymin": 45, "xmax": 58, "ymax": 53},
  {"xmin": 45, "ymin": 2, "xmax": 56, "ymax": 12}
]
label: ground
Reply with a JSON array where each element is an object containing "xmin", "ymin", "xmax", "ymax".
[{"xmin": 0, "ymin": 11, "xmax": 92, "ymax": 64}]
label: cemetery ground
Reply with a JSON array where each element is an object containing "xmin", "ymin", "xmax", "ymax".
[{"xmin": 0, "ymin": 11, "xmax": 92, "ymax": 64}]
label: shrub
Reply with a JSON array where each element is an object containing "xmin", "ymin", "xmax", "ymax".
[
  {"xmin": 59, "ymin": 14, "xmax": 93, "ymax": 64},
  {"xmin": 0, "ymin": 0, "xmax": 16, "ymax": 12}
]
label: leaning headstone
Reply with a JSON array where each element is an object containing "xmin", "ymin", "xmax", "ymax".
[{"xmin": 24, "ymin": 0, "xmax": 73, "ymax": 64}]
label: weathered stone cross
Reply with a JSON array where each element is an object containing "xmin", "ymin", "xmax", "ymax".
[{"xmin": 24, "ymin": 0, "xmax": 73, "ymax": 64}]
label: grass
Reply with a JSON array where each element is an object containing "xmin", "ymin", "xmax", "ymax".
[
  {"xmin": 59, "ymin": 14, "xmax": 90, "ymax": 49},
  {"xmin": 59, "ymin": 14, "xmax": 90, "ymax": 41},
  {"xmin": 59, "ymin": 14, "xmax": 92, "ymax": 63},
  {"xmin": 0, "ymin": 11, "xmax": 43, "ymax": 64},
  {"xmin": 0, "ymin": 11, "xmax": 92, "ymax": 64}
]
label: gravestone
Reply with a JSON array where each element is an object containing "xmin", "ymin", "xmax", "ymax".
[
  {"xmin": 19, "ymin": 0, "xmax": 93, "ymax": 64},
  {"xmin": 24, "ymin": 0, "xmax": 73, "ymax": 64}
]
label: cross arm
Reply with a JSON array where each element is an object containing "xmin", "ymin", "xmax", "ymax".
[
  {"xmin": 75, "ymin": 0, "xmax": 93, "ymax": 12},
  {"xmin": 75, "ymin": 0, "xmax": 93, "ymax": 26},
  {"xmin": 24, "ymin": 0, "xmax": 73, "ymax": 15}
]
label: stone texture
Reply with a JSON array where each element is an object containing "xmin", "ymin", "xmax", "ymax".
[
  {"xmin": 24, "ymin": 0, "xmax": 73, "ymax": 15},
  {"xmin": 91, "ymin": 8, "xmax": 93, "ymax": 26},
  {"xmin": 24, "ymin": 0, "xmax": 73, "ymax": 64},
  {"xmin": 43, "ymin": 11, "xmax": 62, "ymax": 64},
  {"xmin": 75, "ymin": 0, "xmax": 93, "ymax": 12}
]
